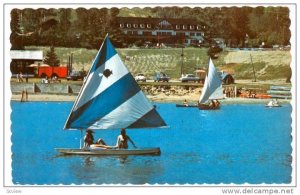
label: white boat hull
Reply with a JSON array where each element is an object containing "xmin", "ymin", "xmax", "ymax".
[
  {"xmin": 265, "ymin": 105, "xmax": 282, "ymax": 107},
  {"xmin": 55, "ymin": 147, "xmax": 161, "ymax": 155}
]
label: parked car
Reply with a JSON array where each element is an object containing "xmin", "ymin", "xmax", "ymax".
[
  {"xmin": 135, "ymin": 73, "xmax": 147, "ymax": 82},
  {"xmin": 154, "ymin": 72, "xmax": 170, "ymax": 82},
  {"xmin": 67, "ymin": 71, "xmax": 85, "ymax": 81},
  {"xmin": 180, "ymin": 74, "xmax": 200, "ymax": 83}
]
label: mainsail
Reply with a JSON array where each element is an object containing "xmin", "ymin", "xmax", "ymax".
[
  {"xmin": 198, "ymin": 58, "xmax": 223, "ymax": 104},
  {"xmin": 64, "ymin": 35, "xmax": 166, "ymax": 130}
]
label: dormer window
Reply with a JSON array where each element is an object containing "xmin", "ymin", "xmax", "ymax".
[
  {"xmin": 133, "ymin": 24, "xmax": 138, "ymax": 28},
  {"xmin": 183, "ymin": 25, "xmax": 187, "ymax": 30},
  {"xmin": 147, "ymin": 24, "xmax": 151, "ymax": 28},
  {"xmin": 176, "ymin": 25, "xmax": 180, "ymax": 29},
  {"xmin": 140, "ymin": 24, "xmax": 145, "ymax": 28},
  {"xmin": 190, "ymin": 25, "xmax": 194, "ymax": 30},
  {"xmin": 197, "ymin": 25, "xmax": 201, "ymax": 30},
  {"xmin": 120, "ymin": 24, "xmax": 124, "ymax": 28},
  {"xmin": 127, "ymin": 24, "xmax": 131, "ymax": 28}
]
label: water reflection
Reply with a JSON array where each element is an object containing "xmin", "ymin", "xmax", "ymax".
[
  {"xmin": 84, "ymin": 156, "xmax": 95, "ymax": 167},
  {"xmin": 65, "ymin": 155, "xmax": 164, "ymax": 184}
]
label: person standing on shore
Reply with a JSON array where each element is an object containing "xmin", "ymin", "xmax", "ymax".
[{"xmin": 19, "ymin": 72, "xmax": 24, "ymax": 82}]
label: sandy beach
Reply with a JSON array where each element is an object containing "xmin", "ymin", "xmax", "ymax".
[{"xmin": 10, "ymin": 92, "xmax": 291, "ymax": 104}]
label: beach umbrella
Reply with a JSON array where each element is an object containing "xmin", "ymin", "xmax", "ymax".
[
  {"xmin": 27, "ymin": 64, "xmax": 50, "ymax": 67},
  {"xmin": 27, "ymin": 64, "xmax": 38, "ymax": 67},
  {"xmin": 40, "ymin": 64, "xmax": 50, "ymax": 67}
]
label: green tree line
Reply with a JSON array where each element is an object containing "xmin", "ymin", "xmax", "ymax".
[{"xmin": 10, "ymin": 6, "xmax": 290, "ymax": 50}]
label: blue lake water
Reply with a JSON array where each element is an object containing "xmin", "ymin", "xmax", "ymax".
[{"xmin": 10, "ymin": 101, "xmax": 292, "ymax": 185}]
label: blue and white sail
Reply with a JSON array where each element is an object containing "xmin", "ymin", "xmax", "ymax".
[
  {"xmin": 198, "ymin": 58, "xmax": 224, "ymax": 104},
  {"xmin": 64, "ymin": 35, "xmax": 166, "ymax": 130}
]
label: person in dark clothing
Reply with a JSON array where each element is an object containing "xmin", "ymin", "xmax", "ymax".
[{"xmin": 84, "ymin": 129, "xmax": 94, "ymax": 147}]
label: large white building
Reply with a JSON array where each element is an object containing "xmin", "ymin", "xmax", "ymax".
[{"xmin": 117, "ymin": 17, "xmax": 206, "ymax": 46}]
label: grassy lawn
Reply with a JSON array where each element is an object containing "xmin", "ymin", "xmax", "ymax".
[{"xmin": 26, "ymin": 46, "xmax": 291, "ymax": 81}]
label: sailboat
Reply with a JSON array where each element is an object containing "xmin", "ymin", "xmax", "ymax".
[
  {"xmin": 198, "ymin": 58, "xmax": 224, "ymax": 110},
  {"xmin": 175, "ymin": 58, "xmax": 223, "ymax": 109},
  {"xmin": 55, "ymin": 34, "xmax": 167, "ymax": 155}
]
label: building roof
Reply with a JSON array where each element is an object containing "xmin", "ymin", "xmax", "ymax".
[
  {"xmin": 118, "ymin": 17, "xmax": 199, "ymax": 24},
  {"xmin": 220, "ymin": 72, "xmax": 233, "ymax": 80},
  {"xmin": 10, "ymin": 50, "xmax": 43, "ymax": 60},
  {"xmin": 117, "ymin": 16, "xmax": 205, "ymax": 31}
]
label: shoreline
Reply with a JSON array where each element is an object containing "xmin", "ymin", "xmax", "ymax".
[{"xmin": 10, "ymin": 93, "xmax": 291, "ymax": 104}]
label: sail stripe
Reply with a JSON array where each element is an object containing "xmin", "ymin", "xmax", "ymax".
[
  {"xmin": 88, "ymin": 91, "xmax": 161, "ymax": 129},
  {"xmin": 127, "ymin": 108, "xmax": 167, "ymax": 128},
  {"xmin": 90, "ymin": 36, "xmax": 117, "ymax": 73},
  {"xmin": 65, "ymin": 73, "xmax": 141, "ymax": 129},
  {"xmin": 74, "ymin": 54, "xmax": 128, "ymax": 110}
]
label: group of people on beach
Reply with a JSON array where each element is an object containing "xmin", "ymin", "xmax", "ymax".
[{"xmin": 84, "ymin": 128, "xmax": 137, "ymax": 149}]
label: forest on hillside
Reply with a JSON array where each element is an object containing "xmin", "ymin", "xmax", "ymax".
[{"xmin": 11, "ymin": 6, "xmax": 290, "ymax": 49}]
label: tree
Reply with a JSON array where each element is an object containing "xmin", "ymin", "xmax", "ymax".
[
  {"xmin": 44, "ymin": 46, "xmax": 60, "ymax": 66},
  {"xmin": 248, "ymin": 7, "xmax": 290, "ymax": 46},
  {"xmin": 10, "ymin": 9, "xmax": 24, "ymax": 50}
]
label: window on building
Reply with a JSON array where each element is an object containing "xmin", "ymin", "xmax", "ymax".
[
  {"xmin": 120, "ymin": 24, "xmax": 124, "ymax": 28},
  {"xmin": 176, "ymin": 25, "xmax": 180, "ymax": 29},
  {"xmin": 196, "ymin": 33, "xmax": 202, "ymax": 36},
  {"xmin": 190, "ymin": 25, "xmax": 194, "ymax": 30},
  {"xmin": 147, "ymin": 24, "xmax": 151, "ymax": 28},
  {"xmin": 133, "ymin": 24, "xmax": 138, "ymax": 28},
  {"xmin": 197, "ymin": 25, "xmax": 201, "ymax": 30},
  {"xmin": 127, "ymin": 24, "xmax": 131, "ymax": 28},
  {"xmin": 190, "ymin": 32, "xmax": 195, "ymax": 36},
  {"xmin": 140, "ymin": 24, "xmax": 145, "ymax": 28},
  {"xmin": 183, "ymin": 25, "xmax": 187, "ymax": 30}
]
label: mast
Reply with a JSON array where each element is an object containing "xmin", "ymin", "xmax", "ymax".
[{"xmin": 250, "ymin": 54, "xmax": 256, "ymax": 82}]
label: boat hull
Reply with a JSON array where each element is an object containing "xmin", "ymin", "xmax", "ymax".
[
  {"xmin": 265, "ymin": 105, "xmax": 282, "ymax": 107},
  {"xmin": 176, "ymin": 104, "xmax": 198, "ymax": 107},
  {"xmin": 55, "ymin": 147, "xmax": 161, "ymax": 155},
  {"xmin": 198, "ymin": 104, "xmax": 220, "ymax": 110}
]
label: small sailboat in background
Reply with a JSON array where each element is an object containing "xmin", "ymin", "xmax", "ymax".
[
  {"xmin": 198, "ymin": 58, "xmax": 224, "ymax": 110},
  {"xmin": 265, "ymin": 99, "xmax": 282, "ymax": 107},
  {"xmin": 55, "ymin": 34, "xmax": 167, "ymax": 155}
]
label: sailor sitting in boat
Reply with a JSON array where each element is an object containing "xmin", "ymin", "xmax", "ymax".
[
  {"xmin": 84, "ymin": 129, "xmax": 95, "ymax": 147},
  {"xmin": 115, "ymin": 128, "xmax": 137, "ymax": 149},
  {"xmin": 209, "ymin": 100, "xmax": 220, "ymax": 108},
  {"xmin": 84, "ymin": 129, "xmax": 113, "ymax": 149},
  {"xmin": 183, "ymin": 99, "xmax": 188, "ymax": 107}
]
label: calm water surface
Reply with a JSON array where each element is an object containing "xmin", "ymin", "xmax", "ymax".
[{"xmin": 11, "ymin": 102, "xmax": 292, "ymax": 185}]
